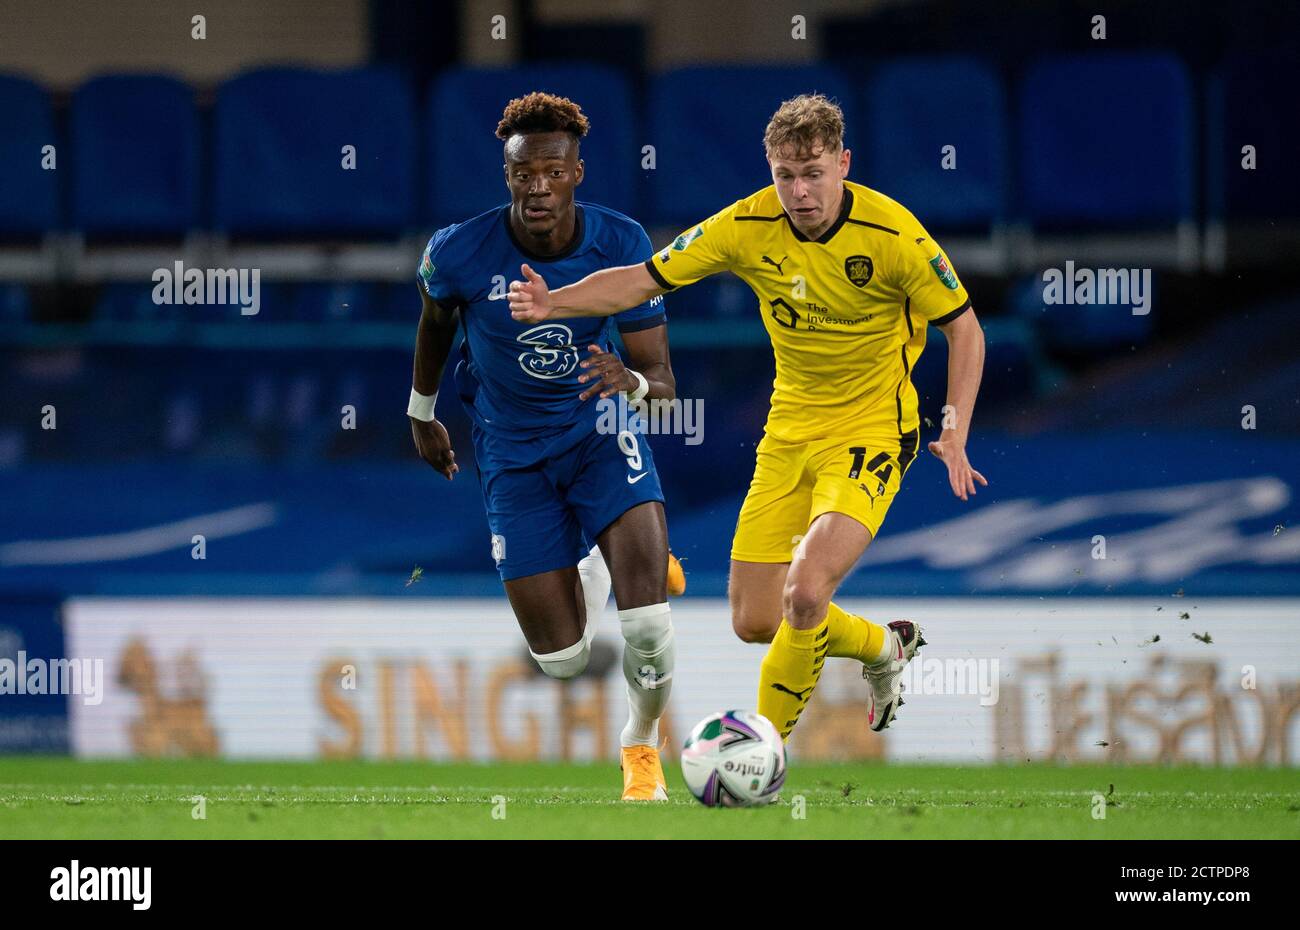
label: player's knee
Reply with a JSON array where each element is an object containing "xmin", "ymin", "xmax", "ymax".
[
  {"xmin": 782, "ymin": 580, "xmax": 828, "ymax": 627},
  {"xmin": 531, "ymin": 637, "xmax": 590, "ymax": 680},
  {"xmin": 619, "ymin": 602, "xmax": 673, "ymax": 654},
  {"xmin": 731, "ymin": 611, "xmax": 778, "ymax": 644}
]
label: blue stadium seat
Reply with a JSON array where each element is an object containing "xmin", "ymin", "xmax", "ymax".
[
  {"xmin": 215, "ymin": 68, "xmax": 415, "ymax": 237},
  {"xmin": 427, "ymin": 65, "xmax": 637, "ymax": 223},
  {"xmin": 862, "ymin": 56, "xmax": 1006, "ymax": 231},
  {"xmin": 0, "ymin": 283, "xmax": 31, "ymax": 323},
  {"xmin": 94, "ymin": 282, "xmax": 160, "ymax": 322},
  {"xmin": 187, "ymin": 280, "xmax": 291, "ymax": 322},
  {"xmin": 1008, "ymin": 270, "xmax": 1154, "ymax": 352},
  {"xmin": 94, "ymin": 283, "xmax": 172, "ymax": 323},
  {"xmin": 290, "ymin": 281, "xmax": 379, "ymax": 321},
  {"xmin": 1207, "ymin": 51, "xmax": 1300, "ymax": 221},
  {"xmin": 1017, "ymin": 53, "xmax": 1194, "ymax": 228},
  {"xmin": 379, "ymin": 281, "xmax": 424, "ymax": 321},
  {"xmin": 70, "ymin": 75, "xmax": 200, "ymax": 237},
  {"xmin": 0, "ymin": 75, "xmax": 59, "ymax": 237},
  {"xmin": 647, "ymin": 66, "xmax": 854, "ymax": 226},
  {"xmin": 980, "ymin": 327, "xmax": 1038, "ymax": 406},
  {"xmin": 915, "ymin": 322, "xmax": 1037, "ymax": 410},
  {"xmin": 94, "ymin": 280, "xmax": 292, "ymax": 324}
]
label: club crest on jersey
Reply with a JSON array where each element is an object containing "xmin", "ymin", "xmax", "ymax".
[
  {"xmin": 844, "ymin": 254, "xmax": 874, "ymax": 287},
  {"xmin": 929, "ymin": 253, "xmax": 959, "ymax": 289}
]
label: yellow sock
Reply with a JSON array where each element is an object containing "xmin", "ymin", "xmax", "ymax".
[
  {"xmin": 824, "ymin": 601, "xmax": 888, "ymax": 665},
  {"xmin": 757, "ymin": 616, "xmax": 830, "ymax": 741}
]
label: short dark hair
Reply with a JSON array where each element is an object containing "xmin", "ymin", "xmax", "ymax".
[{"xmin": 496, "ymin": 92, "xmax": 590, "ymax": 141}]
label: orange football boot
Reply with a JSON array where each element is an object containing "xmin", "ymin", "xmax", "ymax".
[
  {"xmin": 667, "ymin": 550, "xmax": 687, "ymax": 597},
  {"xmin": 620, "ymin": 744, "xmax": 669, "ymax": 801}
]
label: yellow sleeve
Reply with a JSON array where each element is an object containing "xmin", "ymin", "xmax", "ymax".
[
  {"xmin": 643, "ymin": 201, "xmax": 741, "ymax": 290},
  {"xmin": 891, "ymin": 215, "xmax": 972, "ymax": 325}
]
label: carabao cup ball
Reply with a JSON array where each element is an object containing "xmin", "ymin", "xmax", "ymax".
[{"xmin": 680, "ymin": 709, "xmax": 786, "ymax": 807}]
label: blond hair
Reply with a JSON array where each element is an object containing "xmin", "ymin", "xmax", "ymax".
[{"xmin": 763, "ymin": 93, "xmax": 845, "ymax": 159}]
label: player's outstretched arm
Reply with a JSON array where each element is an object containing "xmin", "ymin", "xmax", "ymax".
[
  {"xmin": 509, "ymin": 262, "xmax": 664, "ymax": 323},
  {"xmin": 409, "ymin": 285, "xmax": 461, "ymax": 480},
  {"xmin": 929, "ymin": 307, "xmax": 988, "ymax": 501}
]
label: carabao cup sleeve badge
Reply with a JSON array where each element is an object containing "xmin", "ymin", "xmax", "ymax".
[{"xmin": 928, "ymin": 252, "xmax": 959, "ymax": 289}]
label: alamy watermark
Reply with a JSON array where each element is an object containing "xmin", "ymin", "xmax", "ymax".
[
  {"xmin": 1042, "ymin": 261, "xmax": 1151, "ymax": 316},
  {"xmin": 50, "ymin": 860, "xmax": 150, "ymax": 910},
  {"xmin": 0, "ymin": 652, "xmax": 104, "ymax": 705},
  {"xmin": 152, "ymin": 261, "xmax": 261, "ymax": 316},
  {"xmin": 594, "ymin": 397, "xmax": 704, "ymax": 445},
  {"xmin": 893, "ymin": 656, "xmax": 1000, "ymax": 706}
]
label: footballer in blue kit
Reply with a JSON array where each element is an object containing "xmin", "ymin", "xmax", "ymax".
[{"xmin": 407, "ymin": 93, "xmax": 679, "ymax": 799}]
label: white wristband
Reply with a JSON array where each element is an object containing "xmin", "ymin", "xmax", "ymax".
[
  {"xmin": 624, "ymin": 370, "xmax": 649, "ymax": 405},
  {"xmin": 407, "ymin": 387, "xmax": 437, "ymax": 421}
]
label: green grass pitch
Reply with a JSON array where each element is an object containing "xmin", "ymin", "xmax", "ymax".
[{"xmin": 1, "ymin": 757, "xmax": 1296, "ymax": 839}]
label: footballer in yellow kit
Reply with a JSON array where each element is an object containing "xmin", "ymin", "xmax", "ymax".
[
  {"xmin": 645, "ymin": 178, "xmax": 971, "ymax": 562},
  {"xmin": 509, "ymin": 93, "xmax": 987, "ymax": 743}
]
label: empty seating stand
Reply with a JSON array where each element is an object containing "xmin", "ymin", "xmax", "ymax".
[
  {"xmin": 70, "ymin": 74, "xmax": 200, "ymax": 239},
  {"xmin": 214, "ymin": 67, "xmax": 415, "ymax": 238},
  {"xmin": 0, "ymin": 75, "xmax": 59, "ymax": 241},
  {"xmin": 1204, "ymin": 51, "xmax": 1300, "ymax": 268},
  {"xmin": 1016, "ymin": 52, "xmax": 1197, "ymax": 269},
  {"xmin": 861, "ymin": 56, "xmax": 1009, "ymax": 273},
  {"xmin": 647, "ymin": 65, "xmax": 853, "ymax": 227}
]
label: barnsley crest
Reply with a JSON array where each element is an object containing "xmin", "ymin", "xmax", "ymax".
[{"xmin": 844, "ymin": 254, "xmax": 874, "ymax": 287}]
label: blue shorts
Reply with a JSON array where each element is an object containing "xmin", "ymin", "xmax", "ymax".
[{"xmin": 473, "ymin": 420, "xmax": 665, "ymax": 581}]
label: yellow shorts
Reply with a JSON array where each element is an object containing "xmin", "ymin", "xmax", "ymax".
[{"xmin": 729, "ymin": 427, "xmax": 920, "ymax": 563}]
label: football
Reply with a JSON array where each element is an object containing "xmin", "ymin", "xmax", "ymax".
[{"xmin": 680, "ymin": 710, "xmax": 786, "ymax": 807}]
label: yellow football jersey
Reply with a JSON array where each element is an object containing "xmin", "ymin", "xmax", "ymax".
[{"xmin": 644, "ymin": 180, "xmax": 971, "ymax": 445}]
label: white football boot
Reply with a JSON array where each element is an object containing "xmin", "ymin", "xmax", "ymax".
[{"xmin": 863, "ymin": 620, "xmax": 926, "ymax": 732}]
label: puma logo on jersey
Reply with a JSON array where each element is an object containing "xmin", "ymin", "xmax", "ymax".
[
  {"xmin": 761, "ymin": 255, "xmax": 789, "ymax": 275},
  {"xmin": 859, "ymin": 482, "xmax": 884, "ymax": 503},
  {"xmin": 770, "ymin": 682, "xmax": 813, "ymax": 701}
]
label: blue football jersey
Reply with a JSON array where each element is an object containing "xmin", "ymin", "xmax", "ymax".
[{"xmin": 417, "ymin": 203, "xmax": 666, "ymax": 440}]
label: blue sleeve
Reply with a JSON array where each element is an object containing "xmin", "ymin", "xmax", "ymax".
[
  {"xmin": 417, "ymin": 226, "xmax": 460, "ymax": 303},
  {"xmin": 613, "ymin": 224, "xmax": 668, "ymax": 334}
]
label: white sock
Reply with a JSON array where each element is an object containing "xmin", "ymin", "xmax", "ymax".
[
  {"xmin": 576, "ymin": 545, "xmax": 611, "ymax": 648},
  {"xmin": 868, "ymin": 622, "xmax": 896, "ymax": 666},
  {"xmin": 618, "ymin": 602, "xmax": 674, "ymax": 747},
  {"xmin": 530, "ymin": 637, "xmax": 590, "ymax": 680}
]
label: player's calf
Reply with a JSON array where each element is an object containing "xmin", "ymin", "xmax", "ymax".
[
  {"xmin": 618, "ymin": 602, "xmax": 674, "ymax": 744},
  {"xmin": 728, "ymin": 560, "xmax": 787, "ymax": 644},
  {"xmin": 618, "ymin": 604, "xmax": 673, "ymax": 800}
]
